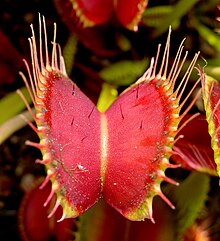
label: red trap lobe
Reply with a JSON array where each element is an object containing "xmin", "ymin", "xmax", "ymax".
[{"xmin": 43, "ymin": 74, "xmax": 102, "ymax": 217}]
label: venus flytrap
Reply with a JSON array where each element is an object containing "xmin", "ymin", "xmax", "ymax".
[
  {"xmin": 202, "ymin": 74, "xmax": 220, "ymax": 179},
  {"xmin": 59, "ymin": 0, "xmax": 148, "ymax": 31},
  {"xmin": 17, "ymin": 15, "xmax": 202, "ymax": 225}
]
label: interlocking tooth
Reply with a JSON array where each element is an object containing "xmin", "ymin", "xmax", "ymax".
[
  {"xmin": 35, "ymin": 158, "xmax": 49, "ymax": 165},
  {"xmin": 44, "ymin": 188, "xmax": 55, "ymax": 207},
  {"xmin": 57, "ymin": 212, "xmax": 66, "ymax": 223},
  {"xmin": 157, "ymin": 170, "xmax": 179, "ymax": 186},
  {"xmin": 157, "ymin": 189, "xmax": 175, "ymax": 210},
  {"xmin": 146, "ymin": 197, "xmax": 155, "ymax": 224},
  {"xmin": 44, "ymin": 181, "xmax": 59, "ymax": 208},
  {"xmin": 39, "ymin": 171, "xmax": 55, "ymax": 190},
  {"xmin": 166, "ymin": 162, "xmax": 182, "ymax": 169},
  {"xmin": 19, "ymin": 114, "xmax": 38, "ymax": 133},
  {"xmin": 25, "ymin": 140, "xmax": 44, "ymax": 149},
  {"xmin": 48, "ymin": 200, "xmax": 60, "ymax": 218}
]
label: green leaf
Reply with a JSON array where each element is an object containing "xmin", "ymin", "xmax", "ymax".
[
  {"xmin": 204, "ymin": 58, "xmax": 220, "ymax": 66},
  {"xmin": 151, "ymin": 0, "xmax": 199, "ymax": 37},
  {"xmin": 0, "ymin": 110, "xmax": 32, "ymax": 144},
  {"xmin": 116, "ymin": 34, "xmax": 132, "ymax": 52},
  {"xmin": 62, "ymin": 33, "xmax": 78, "ymax": 75},
  {"xmin": 142, "ymin": 6, "xmax": 175, "ymax": 28},
  {"xmin": 97, "ymin": 83, "xmax": 118, "ymax": 112},
  {"xmin": 76, "ymin": 202, "xmax": 105, "ymax": 241},
  {"xmin": 173, "ymin": 172, "xmax": 210, "ymax": 239},
  {"xmin": 205, "ymin": 66, "xmax": 220, "ymax": 82},
  {"xmin": 76, "ymin": 201, "xmax": 130, "ymax": 241},
  {"xmin": 195, "ymin": 22, "xmax": 220, "ymax": 53},
  {"xmin": 99, "ymin": 59, "xmax": 148, "ymax": 86},
  {"xmin": 0, "ymin": 87, "xmax": 31, "ymax": 125}
]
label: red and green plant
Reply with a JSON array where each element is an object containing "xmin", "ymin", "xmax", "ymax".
[{"xmin": 1, "ymin": 0, "xmax": 220, "ymax": 240}]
